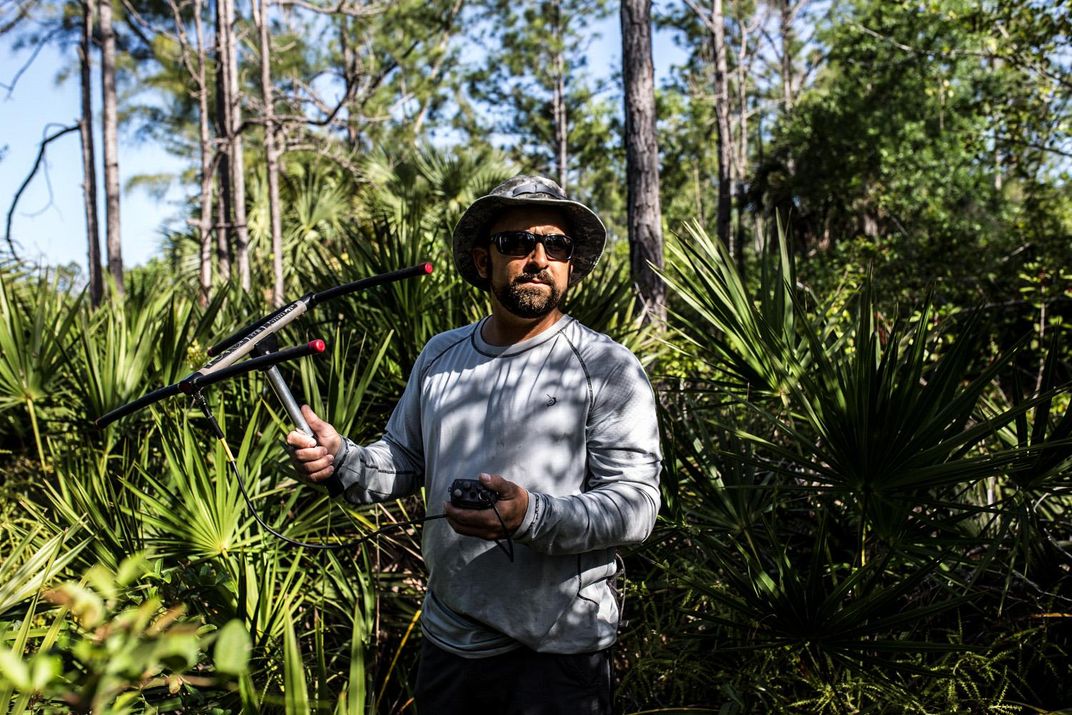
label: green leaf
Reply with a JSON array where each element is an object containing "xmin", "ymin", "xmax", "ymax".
[
  {"xmin": 283, "ymin": 610, "xmax": 309, "ymax": 714},
  {"xmin": 0, "ymin": 649, "xmax": 30, "ymax": 691},
  {"xmin": 29, "ymin": 655, "xmax": 61, "ymax": 692},
  {"xmin": 53, "ymin": 584, "xmax": 104, "ymax": 630},
  {"xmin": 214, "ymin": 619, "xmax": 251, "ymax": 676},
  {"xmin": 155, "ymin": 632, "xmax": 200, "ymax": 672},
  {"xmin": 115, "ymin": 553, "xmax": 151, "ymax": 588}
]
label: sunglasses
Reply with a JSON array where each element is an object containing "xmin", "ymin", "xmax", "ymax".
[{"xmin": 488, "ymin": 231, "xmax": 574, "ymax": 261}]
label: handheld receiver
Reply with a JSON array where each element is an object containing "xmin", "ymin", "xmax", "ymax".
[{"xmin": 449, "ymin": 479, "xmax": 499, "ymax": 510}]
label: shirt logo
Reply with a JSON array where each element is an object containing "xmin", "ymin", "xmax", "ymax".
[{"xmin": 545, "ymin": 394, "xmax": 558, "ymax": 407}]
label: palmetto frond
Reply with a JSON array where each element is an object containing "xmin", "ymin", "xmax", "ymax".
[{"xmin": 650, "ymin": 222, "xmax": 1072, "ymax": 708}]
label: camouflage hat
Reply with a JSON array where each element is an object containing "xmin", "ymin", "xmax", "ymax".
[{"xmin": 452, "ymin": 175, "xmax": 607, "ymax": 290}]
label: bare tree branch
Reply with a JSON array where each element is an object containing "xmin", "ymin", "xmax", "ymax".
[
  {"xmin": 991, "ymin": 20, "xmax": 1072, "ymax": 91},
  {"xmin": 164, "ymin": 0, "xmax": 201, "ymax": 86},
  {"xmin": 284, "ymin": 141, "xmax": 361, "ymax": 174},
  {"xmin": 682, "ymin": 0, "xmax": 716, "ymax": 35},
  {"xmin": 0, "ymin": 0, "xmax": 41, "ymax": 36},
  {"xmin": 412, "ymin": 0, "xmax": 465, "ymax": 135},
  {"xmin": 274, "ymin": 0, "xmax": 382, "ymax": 17},
  {"xmin": 0, "ymin": 27, "xmax": 59, "ymax": 98},
  {"xmin": 4, "ymin": 123, "xmax": 80, "ymax": 256},
  {"xmin": 235, "ymin": 72, "xmax": 357, "ymax": 134},
  {"xmin": 993, "ymin": 135, "xmax": 1072, "ymax": 160},
  {"xmin": 120, "ymin": 0, "xmax": 167, "ymax": 51}
]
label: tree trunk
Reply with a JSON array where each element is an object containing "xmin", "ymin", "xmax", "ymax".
[
  {"xmin": 339, "ymin": 16, "xmax": 359, "ymax": 147},
  {"xmin": 780, "ymin": 0, "xmax": 798, "ymax": 193},
  {"xmin": 254, "ymin": 0, "xmax": 284, "ymax": 307},
  {"xmin": 222, "ymin": 0, "xmax": 251, "ymax": 290},
  {"xmin": 216, "ymin": 173, "xmax": 231, "ymax": 281},
  {"xmin": 621, "ymin": 0, "xmax": 665, "ymax": 324},
  {"xmin": 733, "ymin": 1, "xmax": 755, "ymax": 276},
  {"xmin": 80, "ymin": 0, "xmax": 103, "ymax": 307},
  {"xmin": 551, "ymin": 0, "xmax": 567, "ymax": 190},
  {"xmin": 213, "ymin": 5, "xmax": 233, "ymax": 283},
  {"xmin": 711, "ymin": 0, "xmax": 733, "ymax": 256},
  {"xmin": 194, "ymin": 0, "xmax": 214, "ymax": 305},
  {"xmin": 780, "ymin": 0, "xmax": 796, "ymax": 111},
  {"xmin": 99, "ymin": 0, "xmax": 123, "ymax": 294}
]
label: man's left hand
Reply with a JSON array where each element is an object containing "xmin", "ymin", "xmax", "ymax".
[{"xmin": 445, "ymin": 473, "xmax": 529, "ymax": 540}]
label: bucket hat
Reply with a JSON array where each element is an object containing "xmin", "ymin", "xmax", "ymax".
[{"xmin": 452, "ymin": 175, "xmax": 607, "ymax": 289}]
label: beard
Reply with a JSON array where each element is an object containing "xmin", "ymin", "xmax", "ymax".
[{"xmin": 493, "ymin": 270, "xmax": 566, "ymax": 319}]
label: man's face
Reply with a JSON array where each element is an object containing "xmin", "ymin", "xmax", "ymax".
[{"xmin": 472, "ymin": 207, "xmax": 572, "ymax": 319}]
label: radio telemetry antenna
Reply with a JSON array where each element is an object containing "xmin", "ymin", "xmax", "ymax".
[
  {"xmin": 96, "ymin": 262, "xmax": 434, "ymax": 429},
  {"xmin": 93, "ymin": 263, "xmax": 437, "ymax": 550}
]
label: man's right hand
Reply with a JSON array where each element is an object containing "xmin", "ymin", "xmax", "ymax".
[{"xmin": 286, "ymin": 405, "xmax": 342, "ymax": 483}]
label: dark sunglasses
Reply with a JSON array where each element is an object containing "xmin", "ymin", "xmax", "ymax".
[{"xmin": 488, "ymin": 231, "xmax": 574, "ymax": 261}]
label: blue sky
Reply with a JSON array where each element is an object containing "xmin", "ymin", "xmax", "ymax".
[
  {"xmin": 0, "ymin": 38, "xmax": 188, "ymax": 270},
  {"xmin": 0, "ymin": 12, "xmax": 685, "ymax": 275}
]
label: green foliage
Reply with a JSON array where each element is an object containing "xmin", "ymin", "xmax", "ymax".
[
  {"xmin": 213, "ymin": 619, "xmax": 252, "ymax": 676},
  {"xmin": 0, "ymin": 526, "xmax": 88, "ymax": 619},
  {"xmin": 282, "ymin": 611, "xmax": 310, "ymax": 713},
  {"xmin": 749, "ymin": 0, "xmax": 1072, "ymax": 320},
  {"xmin": 660, "ymin": 220, "xmax": 802, "ymax": 394},
  {"xmin": 619, "ymin": 224, "xmax": 1072, "ymax": 712},
  {"xmin": 0, "ymin": 554, "xmax": 221, "ymax": 714},
  {"xmin": 0, "ymin": 270, "xmax": 81, "ymax": 468},
  {"xmin": 2, "ymin": 142, "xmax": 1071, "ymax": 713},
  {"xmin": 0, "ymin": 146, "xmax": 657, "ymax": 712}
]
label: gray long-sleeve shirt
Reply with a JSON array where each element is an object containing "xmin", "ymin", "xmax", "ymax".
[{"xmin": 332, "ymin": 314, "xmax": 662, "ymax": 655}]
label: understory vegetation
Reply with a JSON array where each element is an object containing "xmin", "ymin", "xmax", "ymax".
[{"xmin": 0, "ymin": 151, "xmax": 1069, "ymax": 714}]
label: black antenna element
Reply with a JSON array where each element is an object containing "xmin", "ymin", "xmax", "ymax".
[
  {"xmin": 207, "ymin": 262, "xmax": 434, "ymax": 357},
  {"xmin": 95, "ymin": 263, "xmax": 434, "ymax": 428},
  {"xmin": 179, "ymin": 340, "xmax": 327, "ymax": 394}
]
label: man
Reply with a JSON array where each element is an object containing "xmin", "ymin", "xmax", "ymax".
[{"xmin": 288, "ymin": 175, "xmax": 662, "ymax": 714}]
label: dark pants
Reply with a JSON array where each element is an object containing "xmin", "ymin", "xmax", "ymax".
[{"xmin": 414, "ymin": 639, "xmax": 614, "ymax": 715}]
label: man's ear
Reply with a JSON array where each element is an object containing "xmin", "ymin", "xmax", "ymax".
[{"xmin": 472, "ymin": 247, "xmax": 490, "ymax": 280}]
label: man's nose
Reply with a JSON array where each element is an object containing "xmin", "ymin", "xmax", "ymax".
[{"xmin": 526, "ymin": 241, "xmax": 550, "ymax": 267}]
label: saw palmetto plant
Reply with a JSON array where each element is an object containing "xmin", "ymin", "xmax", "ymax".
[
  {"xmin": 0, "ymin": 150, "xmax": 1069, "ymax": 713},
  {"xmin": 626, "ymin": 223, "xmax": 1072, "ymax": 712}
]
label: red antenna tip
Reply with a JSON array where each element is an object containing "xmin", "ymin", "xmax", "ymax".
[
  {"xmin": 310, "ymin": 339, "xmax": 326, "ymax": 353},
  {"xmin": 423, "ymin": 262, "xmax": 434, "ymax": 274}
]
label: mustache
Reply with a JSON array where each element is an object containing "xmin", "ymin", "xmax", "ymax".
[{"xmin": 513, "ymin": 270, "xmax": 554, "ymax": 285}]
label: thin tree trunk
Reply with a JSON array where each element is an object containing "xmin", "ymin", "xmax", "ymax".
[
  {"xmin": 621, "ymin": 0, "xmax": 665, "ymax": 324},
  {"xmin": 554, "ymin": 63, "xmax": 567, "ymax": 190},
  {"xmin": 711, "ymin": 0, "xmax": 733, "ymax": 256},
  {"xmin": 780, "ymin": 0, "xmax": 798, "ymax": 192},
  {"xmin": 551, "ymin": 0, "xmax": 567, "ymax": 190},
  {"xmin": 736, "ymin": 43, "xmax": 748, "ymax": 184},
  {"xmin": 168, "ymin": 0, "xmax": 217, "ymax": 300},
  {"xmin": 194, "ymin": 0, "xmax": 214, "ymax": 304},
  {"xmin": 990, "ymin": 55, "xmax": 1003, "ymax": 191},
  {"xmin": 99, "ymin": 0, "xmax": 123, "ymax": 294},
  {"xmin": 215, "ymin": 0, "xmax": 237, "ymax": 283},
  {"xmin": 780, "ymin": 0, "xmax": 796, "ymax": 111},
  {"xmin": 222, "ymin": 0, "xmax": 251, "ymax": 290},
  {"xmin": 216, "ymin": 173, "xmax": 231, "ymax": 280},
  {"xmin": 213, "ymin": 5, "xmax": 233, "ymax": 283},
  {"xmin": 80, "ymin": 0, "xmax": 103, "ymax": 307},
  {"xmin": 254, "ymin": 0, "xmax": 284, "ymax": 306},
  {"xmin": 339, "ymin": 16, "xmax": 359, "ymax": 147},
  {"xmin": 732, "ymin": 2, "xmax": 757, "ymax": 276}
]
